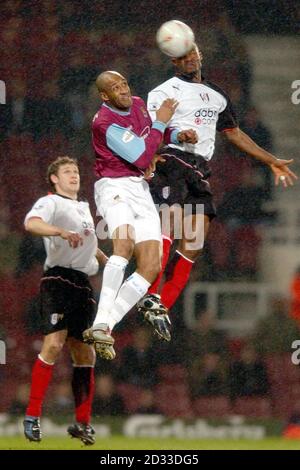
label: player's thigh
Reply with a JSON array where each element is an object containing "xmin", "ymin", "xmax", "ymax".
[
  {"xmin": 41, "ymin": 329, "xmax": 68, "ymax": 357},
  {"xmin": 103, "ymin": 201, "xmax": 137, "ymax": 239},
  {"xmin": 67, "ymin": 291, "xmax": 96, "ymax": 342},
  {"xmin": 179, "ymin": 213, "xmax": 210, "ymax": 257},
  {"xmin": 134, "ymin": 239, "xmax": 162, "ymax": 271},
  {"xmin": 67, "ymin": 337, "xmax": 95, "ymax": 365},
  {"xmin": 112, "ymin": 224, "xmax": 135, "ymax": 259},
  {"xmin": 133, "ymin": 198, "xmax": 162, "ymax": 246},
  {"xmin": 40, "ymin": 275, "xmax": 73, "ymax": 336},
  {"xmin": 95, "ymin": 178, "xmax": 136, "ymax": 237},
  {"xmin": 159, "ymin": 203, "xmax": 183, "ymax": 240}
]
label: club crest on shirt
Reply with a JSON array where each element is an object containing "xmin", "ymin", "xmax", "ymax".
[
  {"xmin": 199, "ymin": 93, "xmax": 210, "ymax": 103},
  {"xmin": 50, "ymin": 313, "xmax": 64, "ymax": 325},
  {"xmin": 162, "ymin": 186, "xmax": 170, "ymax": 199},
  {"xmin": 122, "ymin": 130, "xmax": 135, "ymax": 143}
]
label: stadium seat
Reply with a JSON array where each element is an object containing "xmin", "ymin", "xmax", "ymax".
[
  {"xmin": 21, "ymin": 265, "xmax": 43, "ymax": 300},
  {"xmin": 232, "ymin": 226, "xmax": 261, "ymax": 274},
  {"xmin": 3, "ymin": 134, "xmax": 38, "ymax": 173},
  {"xmin": 6, "ymin": 174, "xmax": 45, "ymax": 231},
  {"xmin": 264, "ymin": 354, "xmax": 284, "ymax": 383},
  {"xmin": 113, "ymin": 331, "xmax": 134, "ymax": 355},
  {"xmin": 193, "ymin": 396, "xmax": 232, "ymax": 417},
  {"xmin": 281, "ymin": 353, "xmax": 300, "ymax": 383},
  {"xmin": 0, "ymin": 379, "xmax": 18, "ymax": 413},
  {"xmin": 35, "ymin": 134, "xmax": 70, "ymax": 173},
  {"xmin": 207, "ymin": 221, "xmax": 231, "ymax": 271},
  {"xmin": 272, "ymin": 397, "xmax": 299, "ymax": 418},
  {"xmin": 233, "ymin": 397, "xmax": 272, "ymax": 417},
  {"xmin": 117, "ymin": 383, "xmax": 144, "ymax": 413},
  {"xmin": 154, "ymin": 384, "xmax": 193, "ymax": 417},
  {"xmin": 157, "ymin": 364, "xmax": 188, "ymax": 384},
  {"xmin": 264, "ymin": 354, "xmax": 300, "ymax": 386},
  {"xmin": 0, "ymin": 273, "xmax": 23, "ymax": 326},
  {"xmin": 272, "ymin": 381, "xmax": 300, "ymax": 417}
]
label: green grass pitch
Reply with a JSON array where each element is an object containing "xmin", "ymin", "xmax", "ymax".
[{"xmin": 1, "ymin": 436, "xmax": 300, "ymax": 450}]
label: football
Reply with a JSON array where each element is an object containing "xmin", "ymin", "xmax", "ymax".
[{"xmin": 156, "ymin": 20, "xmax": 195, "ymax": 58}]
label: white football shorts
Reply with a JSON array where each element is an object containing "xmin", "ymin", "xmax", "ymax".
[{"xmin": 94, "ymin": 176, "xmax": 162, "ymax": 244}]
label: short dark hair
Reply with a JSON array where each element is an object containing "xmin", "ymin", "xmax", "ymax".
[{"xmin": 47, "ymin": 156, "xmax": 79, "ymax": 190}]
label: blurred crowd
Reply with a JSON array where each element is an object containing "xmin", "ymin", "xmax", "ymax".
[
  {"xmin": 1, "ymin": 0, "xmax": 300, "ymax": 421},
  {"xmin": 3, "ymin": 300, "xmax": 300, "ymax": 420},
  {"xmin": 0, "ymin": 0, "xmax": 279, "ymax": 285}
]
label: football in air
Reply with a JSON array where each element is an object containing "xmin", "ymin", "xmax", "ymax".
[{"xmin": 156, "ymin": 20, "xmax": 195, "ymax": 58}]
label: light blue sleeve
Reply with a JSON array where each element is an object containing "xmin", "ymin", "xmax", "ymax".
[
  {"xmin": 170, "ymin": 129, "xmax": 180, "ymax": 144},
  {"xmin": 152, "ymin": 121, "xmax": 167, "ymax": 133},
  {"xmin": 106, "ymin": 124, "xmax": 146, "ymax": 164}
]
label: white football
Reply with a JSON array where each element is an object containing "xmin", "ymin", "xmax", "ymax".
[{"xmin": 156, "ymin": 20, "xmax": 195, "ymax": 58}]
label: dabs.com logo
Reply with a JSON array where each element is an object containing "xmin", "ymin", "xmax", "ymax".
[
  {"xmin": 0, "ymin": 80, "xmax": 6, "ymax": 104},
  {"xmin": 0, "ymin": 340, "xmax": 6, "ymax": 365}
]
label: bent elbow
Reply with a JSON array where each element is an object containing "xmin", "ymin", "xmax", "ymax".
[
  {"xmin": 224, "ymin": 127, "xmax": 240, "ymax": 143},
  {"xmin": 135, "ymin": 161, "xmax": 148, "ymax": 170},
  {"xmin": 134, "ymin": 153, "xmax": 152, "ymax": 169},
  {"xmin": 24, "ymin": 221, "xmax": 33, "ymax": 233},
  {"xmin": 24, "ymin": 217, "xmax": 40, "ymax": 233}
]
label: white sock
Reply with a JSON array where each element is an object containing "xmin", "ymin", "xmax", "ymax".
[
  {"xmin": 93, "ymin": 255, "xmax": 128, "ymax": 325},
  {"xmin": 108, "ymin": 272, "xmax": 150, "ymax": 331}
]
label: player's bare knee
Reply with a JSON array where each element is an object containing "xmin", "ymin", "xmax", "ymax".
[
  {"xmin": 86, "ymin": 345, "xmax": 96, "ymax": 365},
  {"xmin": 72, "ymin": 344, "xmax": 96, "ymax": 366},
  {"xmin": 141, "ymin": 259, "xmax": 161, "ymax": 283},
  {"xmin": 41, "ymin": 341, "xmax": 64, "ymax": 362}
]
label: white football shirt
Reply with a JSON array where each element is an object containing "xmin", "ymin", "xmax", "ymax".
[
  {"xmin": 24, "ymin": 194, "xmax": 98, "ymax": 276},
  {"xmin": 148, "ymin": 76, "xmax": 237, "ymax": 160}
]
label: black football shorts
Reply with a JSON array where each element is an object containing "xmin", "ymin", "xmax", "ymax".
[
  {"xmin": 39, "ymin": 266, "xmax": 96, "ymax": 341},
  {"xmin": 150, "ymin": 147, "xmax": 216, "ymax": 219}
]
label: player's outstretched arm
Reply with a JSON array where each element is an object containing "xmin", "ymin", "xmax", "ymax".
[
  {"xmin": 25, "ymin": 217, "xmax": 83, "ymax": 248},
  {"xmin": 224, "ymin": 127, "xmax": 298, "ymax": 187},
  {"xmin": 144, "ymin": 154, "xmax": 166, "ymax": 180},
  {"xmin": 106, "ymin": 98, "xmax": 178, "ymax": 170}
]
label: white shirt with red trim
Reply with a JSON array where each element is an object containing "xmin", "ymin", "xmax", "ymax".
[
  {"xmin": 148, "ymin": 76, "xmax": 237, "ymax": 161},
  {"xmin": 25, "ymin": 194, "xmax": 98, "ymax": 276}
]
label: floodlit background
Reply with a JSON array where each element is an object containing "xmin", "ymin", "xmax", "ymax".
[{"xmin": 0, "ymin": 0, "xmax": 300, "ymax": 443}]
